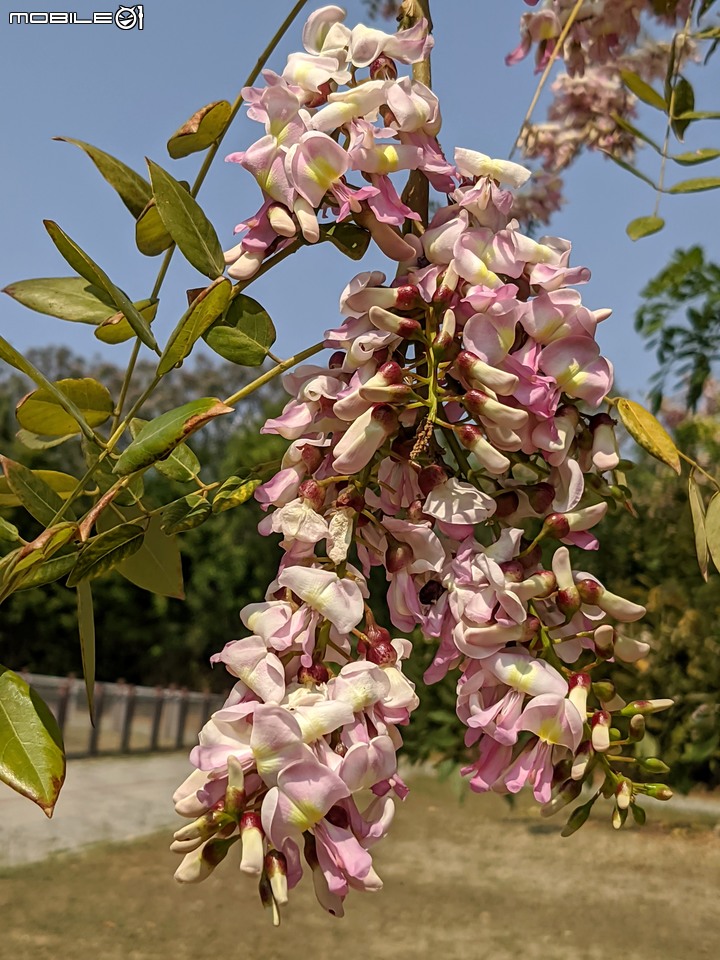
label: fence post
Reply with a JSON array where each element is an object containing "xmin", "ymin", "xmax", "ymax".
[
  {"xmin": 175, "ymin": 688, "xmax": 190, "ymax": 750},
  {"xmin": 88, "ymin": 683, "xmax": 106, "ymax": 756},
  {"xmin": 56, "ymin": 679, "xmax": 71, "ymax": 736},
  {"xmin": 120, "ymin": 685, "xmax": 137, "ymax": 754},
  {"xmin": 149, "ymin": 686, "xmax": 164, "ymax": 752}
]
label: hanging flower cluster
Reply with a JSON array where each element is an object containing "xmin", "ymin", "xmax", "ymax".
[
  {"xmin": 507, "ymin": 2, "xmax": 697, "ymax": 226},
  {"xmin": 172, "ymin": 5, "xmax": 673, "ymax": 925},
  {"xmin": 508, "ymin": 0, "xmax": 693, "ymax": 76}
]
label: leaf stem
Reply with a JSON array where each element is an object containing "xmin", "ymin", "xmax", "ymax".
[
  {"xmin": 509, "ymin": 0, "xmax": 585, "ymax": 160},
  {"xmin": 224, "ymin": 342, "xmax": 325, "ymax": 407}
]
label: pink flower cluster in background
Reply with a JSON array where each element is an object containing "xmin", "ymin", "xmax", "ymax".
[{"xmin": 172, "ymin": 5, "xmax": 673, "ymax": 924}]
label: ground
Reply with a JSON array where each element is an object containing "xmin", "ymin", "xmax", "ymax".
[{"xmin": 1, "ymin": 771, "xmax": 718, "ymax": 960}]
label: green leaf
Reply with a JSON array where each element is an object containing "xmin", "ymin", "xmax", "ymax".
[
  {"xmin": 1, "ymin": 457, "xmax": 65, "ymax": 525},
  {"xmin": 601, "ymin": 152, "xmax": 657, "ymax": 188},
  {"xmin": 43, "ymin": 221, "xmax": 158, "ymax": 351},
  {"xmin": 212, "ymin": 476, "xmax": 262, "ymax": 513},
  {"xmin": 135, "ymin": 199, "xmax": 174, "ymax": 257},
  {"xmin": 672, "ymin": 148, "xmax": 720, "ymax": 165},
  {"xmin": 66, "ymin": 520, "xmax": 146, "ymax": 586},
  {"xmin": 612, "ymin": 114, "xmax": 663, "ymax": 153},
  {"xmin": 675, "ymin": 111, "xmax": 720, "ymax": 120},
  {"xmin": 15, "ymin": 555, "xmax": 75, "ymax": 591},
  {"xmin": 15, "ymin": 429, "xmax": 75, "ymax": 450},
  {"xmin": 705, "ymin": 492, "xmax": 720, "ymax": 575},
  {"xmin": 0, "ymin": 516, "xmax": 20, "ymax": 542},
  {"xmin": 157, "ymin": 277, "xmax": 232, "ymax": 376},
  {"xmin": 2, "ymin": 277, "xmax": 116, "ymax": 325},
  {"xmin": 76, "ymin": 581, "xmax": 96, "ymax": 721},
  {"xmin": 113, "ymin": 398, "xmax": 233, "ymax": 476},
  {"xmin": 671, "ymin": 76, "xmax": 695, "ymax": 140},
  {"xmin": 167, "ymin": 100, "xmax": 232, "ymax": 159},
  {"xmin": 320, "ymin": 221, "xmax": 372, "ymax": 260},
  {"xmin": 620, "ymin": 70, "xmax": 668, "ymax": 111},
  {"xmin": 0, "ymin": 666, "xmax": 65, "ymax": 817},
  {"xmin": 688, "ymin": 473, "xmax": 709, "ymax": 581},
  {"xmin": 113, "ymin": 515, "xmax": 184, "ymax": 599},
  {"xmin": 0, "ymin": 468, "xmax": 80, "ymax": 509},
  {"xmin": 0, "ymin": 335, "xmax": 104, "ymax": 441},
  {"xmin": 53, "ymin": 137, "xmax": 151, "ymax": 217},
  {"xmin": 668, "ymin": 177, "xmax": 720, "ymax": 194},
  {"xmin": 129, "ymin": 419, "xmax": 201, "ymax": 482},
  {"xmin": 626, "ymin": 216, "xmax": 665, "ymax": 241},
  {"xmin": 146, "ymin": 158, "xmax": 224, "ymax": 279},
  {"xmin": 204, "ymin": 295, "xmax": 276, "ymax": 366},
  {"xmin": 161, "ymin": 494, "xmax": 212, "ymax": 534},
  {"xmin": 0, "ymin": 468, "xmax": 80, "ymax": 510},
  {"xmin": 16, "ymin": 378, "xmax": 114, "ymax": 436},
  {"xmin": 615, "ymin": 398, "xmax": 681, "ymax": 474},
  {"xmin": 12, "ymin": 522, "xmax": 78, "ymax": 577},
  {"xmin": 94, "ymin": 298, "xmax": 159, "ymax": 345}
]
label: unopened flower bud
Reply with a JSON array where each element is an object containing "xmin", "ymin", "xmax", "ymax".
[
  {"xmin": 456, "ymin": 350, "xmax": 519, "ymax": 395},
  {"xmin": 494, "ymin": 490, "xmax": 520, "ymax": 517},
  {"xmin": 418, "ymin": 464, "xmax": 448, "ymax": 496},
  {"xmin": 264, "ymin": 850, "xmax": 289, "ymax": 906},
  {"xmin": 368, "ymin": 304, "xmax": 423, "ymax": 339},
  {"xmin": 386, "ymin": 538, "xmax": 414, "ymax": 573},
  {"xmin": 643, "ymin": 783, "xmax": 673, "ymax": 801},
  {"xmin": 556, "ymin": 585, "xmax": 581, "ymax": 620},
  {"xmin": 258, "ymin": 870, "xmax": 281, "ymax": 926},
  {"xmin": 174, "ymin": 836, "xmax": 236, "ymax": 884},
  {"xmin": 589, "ymin": 412, "xmax": 619, "ymax": 471},
  {"xmin": 240, "ymin": 811, "xmax": 265, "ymax": 876},
  {"xmin": 615, "ymin": 778, "xmax": 633, "ymax": 811},
  {"xmin": 612, "ymin": 805, "xmax": 628, "ymax": 830},
  {"xmin": 593, "ymin": 624, "xmax": 615, "ymax": 657},
  {"xmin": 576, "ymin": 578, "xmax": 603, "ymax": 605},
  {"xmin": 224, "ymin": 755, "xmax": 246, "ymax": 820},
  {"xmin": 628, "ymin": 714, "xmax": 646, "ymax": 742},
  {"xmin": 526, "ymin": 482, "xmax": 556, "ymax": 514},
  {"xmin": 568, "ymin": 673, "xmax": 591, "ymax": 716},
  {"xmin": 432, "ymin": 307, "xmax": 458, "ymax": 359},
  {"xmin": 543, "ymin": 512, "xmax": 571, "ymax": 540},
  {"xmin": 620, "ymin": 699, "xmax": 674, "ymax": 717},
  {"xmin": 521, "ymin": 616, "xmax": 541, "ymax": 642},
  {"xmin": 591, "ymin": 710, "xmax": 611, "ymax": 753},
  {"xmin": 637, "ymin": 757, "xmax": 671, "ymax": 776},
  {"xmin": 304, "ymin": 834, "xmax": 345, "ymax": 917},
  {"xmin": 267, "ymin": 203, "xmax": 297, "ymax": 238},
  {"xmin": 571, "ymin": 741, "xmax": 593, "ymax": 780},
  {"xmin": 614, "ymin": 634, "xmax": 650, "ymax": 663},
  {"xmin": 456, "ymin": 424, "xmax": 510, "ymax": 475}
]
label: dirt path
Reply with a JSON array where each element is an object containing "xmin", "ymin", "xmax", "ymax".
[
  {"xmin": 0, "ymin": 753, "xmax": 192, "ymax": 867},
  {"xmin": 1, "ymin": 772, "xmax": 719, "ymax": 960}
]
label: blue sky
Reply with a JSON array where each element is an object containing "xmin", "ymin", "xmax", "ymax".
[{"xmin": 1, "ymin": 0, "xmax": 718, "ymax": 398}]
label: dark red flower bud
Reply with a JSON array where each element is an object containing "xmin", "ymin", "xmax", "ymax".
[
  {"xmin": 526, "ymin": 483, "xmax": 556, "ymax": 514},
  {"xmin": 298, "ymin": 478, "xmax": 325, "ymax": 512},
  {"xmin": 542, "ymin": 512, "xmax": 570, "ymax": 539},
  {"xmin": 419, "ymin": 464, "xmax": 448, "ymax": 496},
  {"xmin": 494, "ymin": 490, "xmax": 520, "ymax": 518}
]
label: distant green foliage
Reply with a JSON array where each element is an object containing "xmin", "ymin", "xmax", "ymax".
[{"xmin": 635, "ymin": 247, "xmax": 720, "ymax": 411}]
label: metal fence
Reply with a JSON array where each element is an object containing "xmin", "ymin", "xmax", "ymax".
[{"xmin": 23, "ymin": 673, "xmax": 224, "ymax": 759}]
